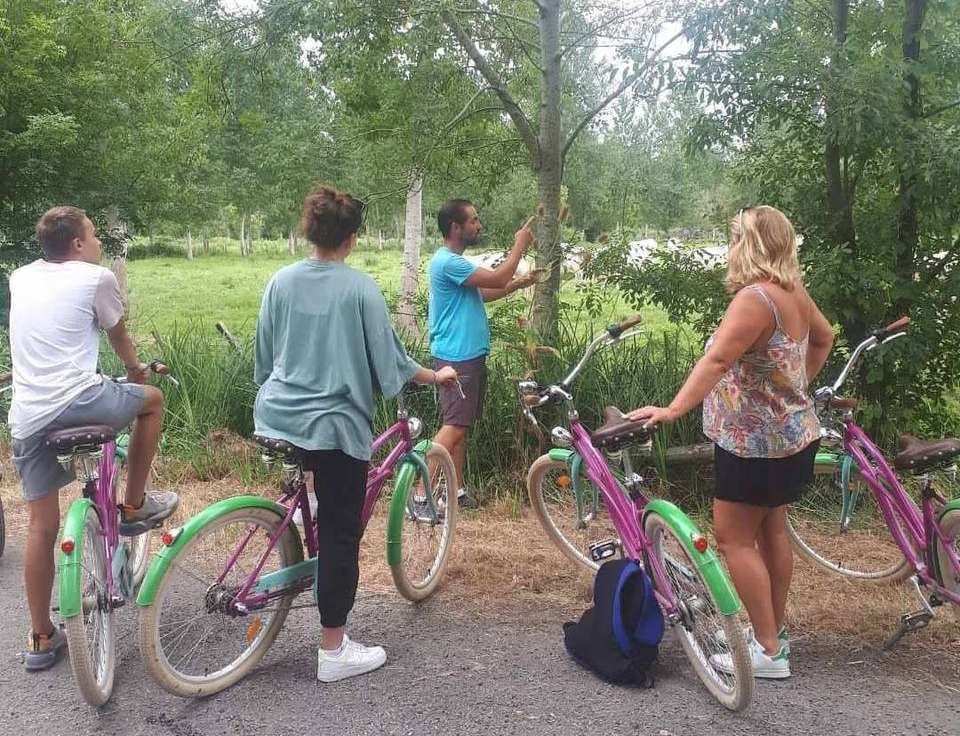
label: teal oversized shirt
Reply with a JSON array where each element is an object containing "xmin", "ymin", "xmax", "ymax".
[{"xmin": 253, "ymin": 260, "xmax": 419, "ymax": 461}]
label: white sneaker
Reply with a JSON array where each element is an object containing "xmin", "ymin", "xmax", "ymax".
[
  {"xmin": 710, "ymin": 637, "xmax": 790, "ymax": 679},
  {"xmin": 293, "ymin": 495, "xmax": 319, "ymax": 528},
  {"xmin": 316, "ymin": 635, "xmax": 387, "ymax": 683},
  {"xmin": 714, "ymin": 625, "xmax": 790, "ymax": 656}
]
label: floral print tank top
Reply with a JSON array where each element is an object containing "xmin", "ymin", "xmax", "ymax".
[{"xmin": 702, "ymin": 285, "xmax": 820, "ymax": 458}]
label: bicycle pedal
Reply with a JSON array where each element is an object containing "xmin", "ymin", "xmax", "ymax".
[
  {"xmin": 589, "ymin": 539, "xmax": 620, "ymax": 563},
  {"xmin": 110, "ymin": 596, "xmax": 127, "ymax": 609},
  {"xmin": 882, "ymin": 610, "xmax": 933, "ymax": 650}
]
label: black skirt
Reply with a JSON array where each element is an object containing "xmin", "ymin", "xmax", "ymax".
[{"xmin": 713, "ymin": 439, "xmax": 820, "ymax": 507}]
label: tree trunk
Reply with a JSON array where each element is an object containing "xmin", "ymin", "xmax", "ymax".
[
  {"xmin": 378, "ymin": 229, "xmax": 384, "ymax": 251},
  {"xmin": 202, "ymin": 230, "xmax": 209, "ymax": 254},
  {"xmin": 288, "ymin": 228, "xmax": 296, "ymax": 256},
  {"xmin": 530, "ymin": 0, "xmax": 563, "ymax": 341},
  {"xmin": 110, "ymin": 239, "xmax": 129, "ymax": 314},
  {"xmin": 824, "ymin": 0, "xmax": 863, "ymax": 341},
  {"xmin": 240, "ymin": 214, "xmax": 247, "ymax": 256},
  {"xmin": 187, "ymin": 230, "xmax": 194, "ymax": 260},
  {"xmin": 397, "ymin": 174, "xmax": 423, "ymax": 336},
  {"xmin": 894, "ymin": 0, "xmax": 927, "ymax": 317}
]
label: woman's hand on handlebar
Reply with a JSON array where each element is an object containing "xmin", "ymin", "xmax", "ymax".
[{"xmin": 625, "ymin": 405, "xmax": 678, "ymax": 431}]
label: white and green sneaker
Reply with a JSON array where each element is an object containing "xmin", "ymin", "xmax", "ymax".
[
  {"xmin": 714, "ymin": 625, "xmax": 790, "ymax": 656},
  {"xmin": 711, "ymin": 637, "xmax": 791, "ymax": 679}
]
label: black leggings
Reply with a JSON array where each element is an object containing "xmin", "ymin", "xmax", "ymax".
[{"xmin": 303, "ymin": 449, "xmax": 369, "ymax": 628}]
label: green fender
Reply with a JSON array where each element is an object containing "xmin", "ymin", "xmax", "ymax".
[
  {"xmin": 136, "ymin": 495, "xmax": 287, "ymax": 607},
  {"xmin": 642, "ymin": 499, "xmax": 741, "ymax": 616},
  {"xmin": 58, "ymin": 499, "xmax": 98, "ymax": 618},
  {"xmin": 386, "ymin": 440, "xmax": 432, "ymax": 567},
  {"xmin": 548, "ymin": 448, "xmax": 575, "ymax": 463}
]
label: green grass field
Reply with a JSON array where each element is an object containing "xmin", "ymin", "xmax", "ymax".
[{"xmin": 125, "ymin": 237, "xmax": 676, "ymax": 338}]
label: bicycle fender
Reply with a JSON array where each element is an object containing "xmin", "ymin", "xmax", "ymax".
[
  {"xmin": 135, "ymin": 496, "xmax": 287, "ymax": 607},
  {"xmin": 58, "ymin": 499, "xmax": 98, "ymax": 618},
  {"xmin": 938, "ymin": 497, "xmax": 960, "ymax": 521},
  {"xmin": 548, "ymin": 448, "xmax": 575, "ymax": 463},
  {"xmin": 386, "ymin": 440, "xmax": 432, "ymax": 568},
  {"xmin": 642, "ymin": 499, "xmax": 741, "ymax": 616}
]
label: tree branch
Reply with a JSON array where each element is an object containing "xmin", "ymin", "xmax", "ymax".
[
  {"xmin": 441, "ymin": 9, "xmax": 540, "ymax": 166},
  {"xmin": 559, "ymin": 6, "xmax": 650, "ymax": 59},
  {"xmin": 562, "ymin": 27, "xmax": 686, "ymax": 160},
  {"xmin": 923, "ymin": 98, "xmax": 960, "ymax": 119}
]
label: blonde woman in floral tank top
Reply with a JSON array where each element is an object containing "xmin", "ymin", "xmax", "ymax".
[{"xmin": 627, "ymin": 206, "xmax": 833, "ymax": 679}]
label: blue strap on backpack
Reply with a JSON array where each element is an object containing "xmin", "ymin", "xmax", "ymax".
[{"xmin": 611, "ymin": 560, "xmax": 665, "ymax": 656}]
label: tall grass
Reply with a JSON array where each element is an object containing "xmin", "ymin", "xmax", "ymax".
[{"xmin": 112, "ymin": 314, "xmax": 708, "ymax": 504}]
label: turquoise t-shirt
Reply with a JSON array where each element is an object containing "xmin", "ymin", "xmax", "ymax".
[
  {"xmin": 253, "ymin": 260, "xmax": 419, "ymax": 461},
  {"xmin": 428, "ymin": 246, "xmax": 490, "ymax": 361}
]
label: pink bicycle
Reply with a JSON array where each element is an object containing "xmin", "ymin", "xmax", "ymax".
[
  {"xmin": 136, "ymin": 385, "xmax": 457, "ymax": 697},
  {"xmin": 786, "ymin": 317, "xmax": 960, "ymax": 646},
  {"xmin": 520, "ymin": 316, "xmax": 753, "ymax": 711}
]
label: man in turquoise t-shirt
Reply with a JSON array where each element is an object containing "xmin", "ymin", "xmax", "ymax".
[{"xmin": 428, "ymin": 199, "xmax": 536, "ymax": 506}]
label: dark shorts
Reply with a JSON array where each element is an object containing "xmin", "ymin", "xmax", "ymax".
[
  {"xmin": 11, "ymin": 381, "xmax": 146, "ymax": 501},
  {"xmin": 433, "ymin": 355, "xmax": 487, "ymax": 428},
  {"xmin": 713, "ymin": 439, "xmax": 820, "ymax": 508}
]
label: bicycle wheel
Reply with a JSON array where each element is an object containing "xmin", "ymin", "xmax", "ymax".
[
  {"xmin": 787, "ymin": 461, "xmax": 912, "ymax": 583},
  {"xmin": 934, "ymin": 508, "xmax": 960, "ymax": 605},
  {"xmin": 389, "ymin": 443, "xmax": 458, "ymax": 601},
  {"xmin": 138, "ymin": 506, "xmax": 303, "ymax": 697},
  {"xmin": 644, "ymin": 512, "xmax": 753, "ymax": 712},
  {"xmin": 117, "ymin": 461, "xmax": 152, "ymax": 588},
  {"xmin": 527, "ymin": 455, "xmax": 620, "ymax": 573},
  {"xmin": 64, "ymin": 506, "xmax": 116, "ymax": 705}
]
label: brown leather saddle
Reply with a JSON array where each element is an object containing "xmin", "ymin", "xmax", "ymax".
[
  {"xmin": 590, "ymin": 406, "xmax": 655, "ymax": 450},
  {"xmin": 894, "ymin": 434, "xmax": 960, "ymax": 474},
  {"xmin": 44, "ymin": 425, "xmax": 117, "ymax": 455}
]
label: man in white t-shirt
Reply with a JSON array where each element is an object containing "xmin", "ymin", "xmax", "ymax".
[{"xmin": 9, "ymin": 206, "xmax": 179, "ymax": 672}]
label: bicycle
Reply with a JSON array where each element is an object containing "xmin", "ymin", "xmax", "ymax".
[
  {"xmin": 784, "ymin": 316, "xmax": 960, "ymax": 646},
  {"xmin": 519, "ymin": 316, "xmax": 753, "ymax": 711},
  {"xmin": 50, "ymin": 361, "xmax": 176, "ymax": 705},
  {"xmin": 136, "ymin": 384, "xmax": 458, "ymax": 697}
]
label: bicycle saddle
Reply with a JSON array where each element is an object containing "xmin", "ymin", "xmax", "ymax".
[
  {"xmin": 894, "ymin": 434, "xmax": 960, "ymax": 473},
  {"xmin": 252, "ymin": 434, "xmax": 303, "ymax": 461},
  {"xmin": 44, "ymin": 425, "xmax": 116, "ymax": 454},
  {"xmin": 591, "ymin": 406, "xmax": 655, "ymax": 449}
]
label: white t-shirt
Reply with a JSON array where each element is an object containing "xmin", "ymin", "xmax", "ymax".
[{"xmin": 8, "ymin": 260, "xmax": 125, "ymax": 439}]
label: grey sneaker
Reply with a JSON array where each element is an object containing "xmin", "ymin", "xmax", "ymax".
[
  {"xmin": 317, "ymin": 635, "xmax": 387, "ymax": 682},
  {"xmin": 119, "ymin": 490, "xmax": 179, "ymax": 535},
  {"xmin": 23, "ymin": 625, "xmax": 67, "ymax": 672},
  {"xmin": 457, "ymin": 487, "xmax": 479, "ymax": 510}
]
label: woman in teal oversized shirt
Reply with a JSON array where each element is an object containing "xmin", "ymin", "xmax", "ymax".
[{"xmin": 254, "ymin": 184, "xmax": 456, "ymax": 683}]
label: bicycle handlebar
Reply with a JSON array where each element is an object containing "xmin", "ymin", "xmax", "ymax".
[
  {"xmin": 817, "ymin": 316, "xmax": 909, "ymax": 407},
  {"xmin": 517, "ymin": 317, "xmax": 645, "ymax": 425}
]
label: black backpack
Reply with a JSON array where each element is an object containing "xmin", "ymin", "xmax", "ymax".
[{"xmin": 563, "ymin": 559, "xmax": 665, "ymax": 688}]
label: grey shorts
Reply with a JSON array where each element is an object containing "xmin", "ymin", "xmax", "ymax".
[
  {"xmin": 433, "ymin": 356, "xmax": 487, "ymax": 428},
  {"xmin": 12, "ymin": 381, "xmax": 146, "ymax": 501}
]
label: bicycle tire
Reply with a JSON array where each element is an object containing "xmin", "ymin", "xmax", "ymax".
[
  {"xmin": 527, "ymin": 454, "xmax": 620, "ymax": 573},
  {"xmin": 64, "ymin": 506, "xmax": 116, "ymax": 705},
  {"xmin": 389, "ymin": 443, "xmax": 458, "ymax": 601},
  {"xmin": 934, "ymin": 508, "xmax": 960, "ymax": 608},
  {"xmin": 787, "ymin": 461, "xmax": 912, "ymax": 583},
  {"xmin": 138, "ymin": 506, "xmax": 303, "ymax": 697},
  {"xmin": 643, "ymin": 511, "xmax": 753, "ymax": 711}
]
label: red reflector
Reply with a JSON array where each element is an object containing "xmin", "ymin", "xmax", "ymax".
[
  {"xmin": 161, "ymin": 531, "xmax": 175, "ymax": 547},
  {"xmin": 693, "ymin": 535, "xmax": 709, "ymax": 553},
  {"xmin": 60, "ymin": 538, "xmax": 75, "ymax": 554}
]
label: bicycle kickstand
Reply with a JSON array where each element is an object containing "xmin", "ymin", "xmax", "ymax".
[{"xmin": 882, "ymin": 576, "xmax": 936, "ymax": 651}]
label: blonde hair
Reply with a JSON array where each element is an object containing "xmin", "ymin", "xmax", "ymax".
[{"xmin": 725, "ymin": 205, "xmax": 802, "ymax": 293}]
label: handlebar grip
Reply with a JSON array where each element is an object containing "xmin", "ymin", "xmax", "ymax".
[
  {"xmin": 873, "ymin": 316, "xmax": 910, "ymax": 338},
  {"xmin": 607, "ymin": 314, "xmax": 643, "ymax": 338},
  {"xmin": 522, "ymin": 394, "xmax": 543, "ymax": 408}
]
